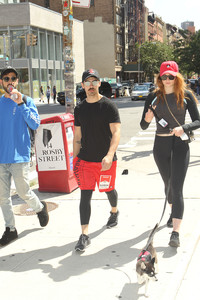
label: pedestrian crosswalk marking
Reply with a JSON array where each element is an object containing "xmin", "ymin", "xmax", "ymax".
[{"xmin": 119, "ymin": 112, "xmax": 200, "ymax": 148}]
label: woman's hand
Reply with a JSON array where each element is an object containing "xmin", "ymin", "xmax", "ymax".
[
  {"xmin": 171, "ymin": 126, "xmax": 184, "ymax": 137},
  {"xmin": 144, "ymin": 105, "xmax": 156, "ymax": 123}
]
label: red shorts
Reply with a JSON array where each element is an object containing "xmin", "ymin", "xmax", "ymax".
[{"xmin": 73, "ymin": 157, "xmax": 117, "ymax": 192}]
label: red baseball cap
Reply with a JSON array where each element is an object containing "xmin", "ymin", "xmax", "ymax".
[{"xmin": 160, "ymin": 61, "xmax": 179, "ymax": 77}]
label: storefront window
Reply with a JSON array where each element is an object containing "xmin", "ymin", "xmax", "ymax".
[
  {"xmin": 0, "ymin": 32, "xmax": 9, "ymax": 60},
  {"xmin": 41, "ymin": 68, "xmax": 47, "ymax": 96},
  {"xmin": 32, "ymin": 68, "xmax": 39, "ymax": 99},
  {"xmin": 56, "ymin": 69, "xmax": 61, "ymax": 92},
  {"xmin": 17, "ymin": 69, "xmax": 29, "ymax": 95},
  {"xmin": 12, "ymin": 30, "xmax": 26, "ymax": 59}
]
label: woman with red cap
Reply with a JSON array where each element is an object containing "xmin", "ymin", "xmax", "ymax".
[{"xmin": 140, "ymin": 61, "xmax": 200, "ymax": 247}]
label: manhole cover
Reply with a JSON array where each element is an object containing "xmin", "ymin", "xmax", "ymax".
[{"xmin": 13, "ymin": 202, "xmax": 58, "ymax": 216}]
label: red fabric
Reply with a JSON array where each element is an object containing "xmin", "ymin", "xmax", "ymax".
[{"xmin": 73, "ymin": 157, "xmax": 117, "ymax": 192}]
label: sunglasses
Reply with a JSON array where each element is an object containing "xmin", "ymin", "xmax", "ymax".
[
  {"xmin": 2, "ymin": 76, "xmax": 18, "ymax": 82},
  {"xmin": 84, "ymin": 80, "xmax": 99, "ymax": 87},
  {"xmin": 161, "ymin": 75, "xmax": 175, "ymax": 80}
]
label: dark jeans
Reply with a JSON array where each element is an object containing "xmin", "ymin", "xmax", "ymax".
[{"xmin": 153, "ymin": 135, "xmax": 189, "ymax": 219}]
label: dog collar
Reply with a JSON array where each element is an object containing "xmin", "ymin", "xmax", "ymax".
[{"xmin": 137, "ymin": 250, "xmax": 152, "ymax": 262}]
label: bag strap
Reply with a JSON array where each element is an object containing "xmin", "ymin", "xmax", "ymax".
[
  {"xmin": 163, "ymin": 94, "xmax": 181, "ymax": 127},
  {"xmin": 22, "ymin": 94, "xmax": 28, "ymax": 104}
]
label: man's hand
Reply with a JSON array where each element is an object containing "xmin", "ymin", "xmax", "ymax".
[
  {"xmin": 10, "ymin": 89, "xmax": 23, "ymax": 104},
  {"xmin": 101, "ymin": 155, "xmax": 113, "ymax": 171}
]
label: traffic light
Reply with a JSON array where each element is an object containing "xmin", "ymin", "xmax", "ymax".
[
  {"xmin": 32, "ymin": 34, "xmax": 38, "ymax": 46},
  {"xmin": 27, "ymin": 33, "xmax": 32, "ymax": 46}
]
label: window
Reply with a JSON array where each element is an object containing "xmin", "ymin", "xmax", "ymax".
[
  {"xmin": 41, "ymin": 69, "xmax": 47, "ymax": 93},
  {"xmin": 56, "ymin": 69, "xmax": 61, "ymax": 92},
  {"xmin": 12, "ymin": 30, "xmax": 26, "ymax": 59},
  {"xmin": 55, "ymin": 35, "xmax": 61, "ymax": 60},
  {"xmin": 47, "ymin": 34, "xmax": 54, "ymax": 60},
  {"xmin": 90, "ymin": 0, "xmax": 94, "ymax": 5},
  {"xmin": 0, "ymin": 0, "xmax": 19, "ymax": 3},
  {"xmin": 32, "ymin": 68, "xmax": 39, "ymax": 99},
  {"xmin": 0, "ymin": 32, "xmax": 9, "ymax": 60},
  {"xmin": 31, "ymin": 30, "xmax": 39, "ymax": 59},
  {"xmin": 116, "ymin": 33, "xmax": 122, "ymax": 45},
  {"xmin": 45, "ymin": 0, "xmax": 50, "ymax": 8},
  {"xmin": 40, "ymin": 32, "xmax": 47, "ymax": 59}
]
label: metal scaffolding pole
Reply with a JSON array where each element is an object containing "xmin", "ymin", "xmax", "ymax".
[{"xmin": 62, "ymin": 0, "xmax": 76, "ymax": 114}]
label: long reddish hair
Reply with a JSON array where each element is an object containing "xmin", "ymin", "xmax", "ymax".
[{"xmin": 155, "ymin": 73, "xmax": 198, "ymax": 108}]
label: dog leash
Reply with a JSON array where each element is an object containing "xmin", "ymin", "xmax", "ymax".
[{"xmin": 144, "ymin": 195, "xmax": 168, "ymax": 251}]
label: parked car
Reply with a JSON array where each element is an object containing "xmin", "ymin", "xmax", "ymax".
[
  {"xmin": 188, "ymin": 79, "xmax": 197, "ymax": 93},
  {"xmin": 110, "ymin": 82, "xmax": 124, "ymax": 97},
  {"xmin": 142, "ymin": 82, "xmax": 155, "ymax": 92},
  {"xmin": 57, "ymin": 81, "xmax": 112, "ymax": 105},
  {"xmin": 131, "ymin": 85, "xmax": 149, "ymax": 101}
]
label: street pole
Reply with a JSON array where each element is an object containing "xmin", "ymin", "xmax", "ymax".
[
  {"xmin": 62, "ymin": 0, "xmax": 75, "ymax": 114},
  {"xmin": 138, "ymin": 45, "xmax": 140, "ymax": 83},
  {"xmin": 3, "ymin": 33, "xmax": 8, "ymax": 67}
]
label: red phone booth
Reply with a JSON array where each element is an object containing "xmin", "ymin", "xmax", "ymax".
[{"xmin": 35, "ymin": 113, "xmax": 78, "ymax": 193}]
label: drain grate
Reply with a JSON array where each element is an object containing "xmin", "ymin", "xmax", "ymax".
[{"xmin": 13, "ymin": 202, "xmax": 58, "ymax": 216}]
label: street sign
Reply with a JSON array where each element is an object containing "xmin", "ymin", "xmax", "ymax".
[{"xmin": 72, "ymin": 0, "xmax": 90, "ymax": 8}]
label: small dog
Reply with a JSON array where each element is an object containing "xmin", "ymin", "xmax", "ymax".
[{"xmin": 136, "ymin": 224, "xmax": 158, "ymax": 297}]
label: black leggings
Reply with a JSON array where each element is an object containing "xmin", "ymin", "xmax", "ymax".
[
  {"xmin": 79, "ymin": 189, "xmax": 118, "ymax": 225},
  {"xmin": 153, "ymin": 135, "xmax": 189, "ymax": 219}
]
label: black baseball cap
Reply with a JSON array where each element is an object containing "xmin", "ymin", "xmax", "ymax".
[
  {"xmin": 82, "ymin": 69, "xmax": 100, "ymax": 82},
  {"xmin": 1, "ymin": 66, "xmax": 18, "ymax": 79}
]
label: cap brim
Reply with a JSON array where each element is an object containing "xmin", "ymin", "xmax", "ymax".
[
  {"xmin": 82, "ymin": 75, "xmax": 99, "ymax": 82},
  {"xmin": 160, "ymin": 70, "xmax": 178, "ymax": 77}
]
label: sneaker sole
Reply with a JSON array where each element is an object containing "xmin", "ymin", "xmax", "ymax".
[
  {"xmin": 75, "ymin": 243, "xmax": 91, "ymax": 252},
  {"xmin": 0, "ymin": 236, "xmax": 18, "ymax": 247},
  {"xmin": 169, "ymin": 240, "xmax": 180, "ymax": 247},
  {"xmin": 167, "ymin": 223, "xmax": 173, "ymax": 228},
  {"xmin": 106, "ymin": 223, "xmax": 118, "ymax": 229}
]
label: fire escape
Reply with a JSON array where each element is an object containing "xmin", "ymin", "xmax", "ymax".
[{"xmin": 127, "ymin": 0, "xmax": 145, "ymax": 62}]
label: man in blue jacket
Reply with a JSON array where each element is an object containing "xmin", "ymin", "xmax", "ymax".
[{"xmin": 0, "ymin": 66, "xmax": 49, "ymax": 246}]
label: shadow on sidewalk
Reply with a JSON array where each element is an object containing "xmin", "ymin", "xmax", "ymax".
[{"xmin": 0, "ymin": 225, "xmax": 169, "ymax": 284}]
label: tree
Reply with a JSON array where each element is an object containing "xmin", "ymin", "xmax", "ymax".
[
  {"xmin": 173, "ymin": 30, "xmax": 200, "ymax": 77},
  {"xmin": 138, "ymin": 42, "xmax": 174, "ymax": 82}
]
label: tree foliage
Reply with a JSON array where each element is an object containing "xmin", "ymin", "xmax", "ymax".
[
  {"xmin": 173, "ymin": 30, "xmax": 200, "ymax": 76},
  {"xmin": 139, "ymin": 42, "xmax": 174, "ymax": 81}
]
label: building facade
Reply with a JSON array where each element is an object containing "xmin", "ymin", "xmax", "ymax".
[
  {"xmin": 19, "ymin": 0, "xmax": 147, "ymax": 82},
  {"xmin": 0, "ymin": 2, "xmax": 84, "ymax": 98}
]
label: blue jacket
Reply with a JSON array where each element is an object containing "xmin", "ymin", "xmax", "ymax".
[{"xmin": 0, "ymin": 95, "xmax": 40, "ymax": 163}]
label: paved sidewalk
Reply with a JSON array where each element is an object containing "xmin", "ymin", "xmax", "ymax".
[{"xmin": 1, "ymin": 137, "xmax": 200, "ymax": 300}]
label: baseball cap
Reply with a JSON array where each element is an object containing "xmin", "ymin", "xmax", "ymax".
[
  {"xmin": 160, "ymin": 61, "xmax": 179, "ymax": 77},
  {"xmin": 82, "ymin": 69, "xmax": 100, "ymax": 82},
  {"xmin": 1, "ymin": 66, "xmax": 18, "ymax": 79}
]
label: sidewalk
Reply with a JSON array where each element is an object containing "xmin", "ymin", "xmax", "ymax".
[{"xmin": 1, "ymin": 137, "xmax": 200, "ymax": 300}]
